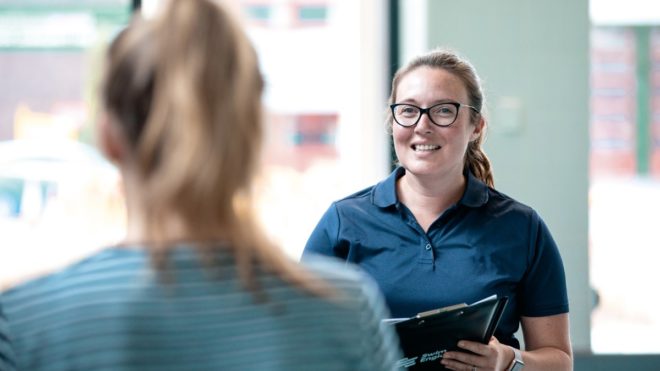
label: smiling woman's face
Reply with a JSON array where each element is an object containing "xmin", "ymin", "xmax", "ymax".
[{"xmin": 392, "ymin": 66, "xmax": 482, "ymax": 181}]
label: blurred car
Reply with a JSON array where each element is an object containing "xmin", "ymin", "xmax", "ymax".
[
  {"xmin": 0, "ymin": 139, "xmax": 125, "ymax": 289},
  {"xmin": 0, "ymin": 139, "xmax": 118, "ymax": 218}
]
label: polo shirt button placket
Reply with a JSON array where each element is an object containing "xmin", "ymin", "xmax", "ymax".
[{"xmin": 423, "ymin": 242, "xmax": 436, "ymax": 265}]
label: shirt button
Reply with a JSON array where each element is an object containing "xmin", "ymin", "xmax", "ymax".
[{"xmin": 425, "ymin": 244, "xmax": 432, "ymax": 250}]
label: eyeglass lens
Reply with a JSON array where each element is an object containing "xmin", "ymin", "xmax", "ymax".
[{"xmin": 392, "ymin": 104, "xmax": 458, "ymax": 127}]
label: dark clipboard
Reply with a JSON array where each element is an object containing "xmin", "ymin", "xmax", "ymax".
[{"xmin": 388, "ymin": 296, "xmax": 509, "ymax": 370}]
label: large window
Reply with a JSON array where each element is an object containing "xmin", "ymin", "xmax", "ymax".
[
  {"xmin": 589, "ymin": 0, "xmax": 660, "ymax": 354},
  {"xmin": 238, "ymin": 0, "xmax": 390, "ymax": 258}
]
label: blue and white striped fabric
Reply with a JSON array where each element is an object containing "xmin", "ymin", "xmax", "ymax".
[
  {"xmin": 0, "ymin": 302, "xmax": 16, "ymax": 371},
  {"xmin": 1, "ymin": 246, "xmax": 402, "ymax": 371}
]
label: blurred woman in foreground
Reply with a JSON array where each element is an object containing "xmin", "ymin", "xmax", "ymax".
[{"xmin": 0, "ymin": 1, "xmax": 401, "ymax": 370}]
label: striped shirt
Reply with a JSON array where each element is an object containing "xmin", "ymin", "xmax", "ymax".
[
  {"xmin": 0, "ymin": 302, "xmax": 16, "ymax": 371},
  {"xmin": 1, "ymin": 246, "xmax": 402, "ymax": 371}
]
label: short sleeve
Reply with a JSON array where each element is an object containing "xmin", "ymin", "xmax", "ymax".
[
  {"xmin": 519, "ymin": 212, "xmax": 570, "ymax": 317},
  {"xmin": 302, "ymin": 203, "xmax": 345, "ymax": 260},
  {"xmin": 0, "ymin": 300, "xmax": 17, "ymax": 371}
]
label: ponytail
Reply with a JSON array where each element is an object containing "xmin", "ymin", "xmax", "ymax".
[{"xmin": 465, "ymin": 136, "xmax": 494, "ymax": 188}]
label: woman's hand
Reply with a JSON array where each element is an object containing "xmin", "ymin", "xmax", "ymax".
[
  {"xmin": 442, "ymin": 314, "xmax": 573, "ymax": 371},
  {"xmin": 440, "ymin": 336, "xmax": 513, "ymax": 371}
]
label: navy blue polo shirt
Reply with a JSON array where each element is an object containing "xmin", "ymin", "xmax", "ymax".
[{"xmin": 302, "ymin": 167, "xmax": 569, "ymax": 347}]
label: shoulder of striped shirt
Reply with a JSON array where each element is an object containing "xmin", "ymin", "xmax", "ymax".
[{"xmin": 299, "ymin": 254, "xmax": 368, "ymax": 285}]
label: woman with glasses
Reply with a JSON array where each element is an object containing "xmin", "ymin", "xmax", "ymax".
[
  {"xmin": 0, "ymin": 1, "xmax": 403, "ymax": 370},
  {"xmin": 303, "ymin": 49, "xmax": 572, "ymax": 371}
]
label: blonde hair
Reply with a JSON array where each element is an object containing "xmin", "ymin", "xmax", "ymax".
[
  {"xmin": 102, "ymin": 0, "xmax": 329, "ymax": 296},
  {"xmin": 387, "ymin": 49, "xmax": 494, "ymax": 187}
]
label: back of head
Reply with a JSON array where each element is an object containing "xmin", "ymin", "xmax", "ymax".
[
  {"xmin": 387, "ymin": 49, "xmax": 494, "ymax": 187},
  {"xmin": 103, "ymin": 0, "xmax": 264, "ymax": 243},
  {"xmin": 102, "ymin": 0, "xmax": 326, "ymax": 294}
]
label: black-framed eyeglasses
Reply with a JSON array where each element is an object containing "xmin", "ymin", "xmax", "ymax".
[{"xmin": 390, "ymin": 102, "xmax": 480, "ymax": 127}]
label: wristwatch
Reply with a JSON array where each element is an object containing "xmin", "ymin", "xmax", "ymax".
[{"xmin": 508, "ymin": 347, "xmax": 524, "ymax": 371}]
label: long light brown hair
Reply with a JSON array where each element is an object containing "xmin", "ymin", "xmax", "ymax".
[
  {"xmin": 102, "ymin": 0, "xmax": 329, "ymax": 295},
  {"xmin": 387, "ymin": 49, "xmax": 494, "ymax": 187}
]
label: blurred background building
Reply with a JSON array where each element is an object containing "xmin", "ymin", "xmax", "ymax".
[{"xmin": 1, "ymin": 0, "xmax": 659, "ymax": 369}]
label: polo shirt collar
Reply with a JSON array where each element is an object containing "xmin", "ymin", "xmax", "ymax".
[
  {"xmin": 460, "ymin": 169, "xmax": 489, "ymax": 207},
  {"xmin": 372, "ymin": 167, "xmax": 404, "ymax": 208},
  {"xmin": 372, "ymin": 166, "xmax": 489, "ymax": 208}
]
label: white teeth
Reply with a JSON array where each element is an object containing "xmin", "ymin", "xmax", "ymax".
[{"xmin": 414, "ymin": 144, "xmax": 440, "ymax": 151}]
